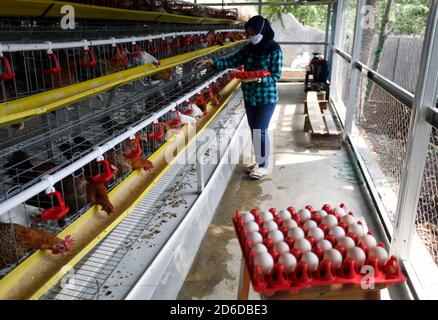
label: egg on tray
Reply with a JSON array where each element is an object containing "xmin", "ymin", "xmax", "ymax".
[
  {"xmin": 298, "ymin": 208, "xmax": 311, "ymax": 222},
  {"xmin": 251, "ymin": 243, "xmax": 268, "ymax": 254},
  {"xmin": 246, "ymin": 221, "xmax": 260, "ymax": 233},
  {"xmin": 293, "ymin": 238, "xmax": 312, "ymax": 253},
  {"xmin": 282, "ymin": 218, "xmax": 298, "ymax": 229},
  {"xmin": 247, "ymin": 231, "xmax": 263, "ymax": 244},
  {"xmin": 287, "ymin": 227, "xmax": 305, "ymax": 240},
  {"xmin": 317, "ymin": 239, "xmax": 333, "ymax": 251},
  {"xmin": 322, "ymin": 214, "xmax": 338, "ymax": 228},
  {"xmin": 369, "ymin": 246, "xmax": 388, "ymax": 267},
  {"xmin": 278, "ymin": 253, "xmax": 297, "ymax": 273},
  {"xmin": 301, "ymin": 252, "xmax": 319, "ymax": 273},
  {"xmin": 254, "ymin": 251, "xmax": 274, "ymax": 275},
  {"xmin": 278, "ymin": 209, "xmax": 291, "ymax": 220},
  {"xmin": 264, "ymin": 220, "xmax": 279, "ymax": 232},
  {"xmin": 329, "ymin": 226, "xmax": 346, "ymax": 240},
  {"xmin": 323, "ymin": 248, "xmax": 343, "ymax": 270},
  {"xmin": 268, "ymin": 229, "xmax": 284, "ymax": 243},
  {"xmin": 346, "ymin": 247, "xmax": 366, "ymax": 267},
  {"xmin": 274, "ymin": 241, "xmax": 290, "ymax": 255},
  {"xmin": 240, "ymin": 212, "xmax": 255, "ymax": 223},
  {"xmin": 308, "ymin": 227, "xmax": 325, "ymax": 242},
  {"xmin": 303, "ymin": 220, "xmax": 317, "ymax": 230},
  {"xmin": 260, "ymin": 210, "xmax": 274, "ymax": 222},
  {"xmin": 337, "ymin": 236, "xmax": 356, "ymax": 250}
]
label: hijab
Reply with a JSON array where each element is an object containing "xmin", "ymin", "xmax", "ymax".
[{"xmin": 244, "ymin": 15, "xmax": 280, "ymax": 55}]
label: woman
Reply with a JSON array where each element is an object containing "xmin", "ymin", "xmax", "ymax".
[{"xmin": 195, "ymin": 15, "xmax": 283, "ymax": 179}]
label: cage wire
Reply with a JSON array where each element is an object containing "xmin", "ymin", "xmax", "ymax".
[{"xmin": 0, "ymin": 42, "xmax": 241, "ymax": 278}]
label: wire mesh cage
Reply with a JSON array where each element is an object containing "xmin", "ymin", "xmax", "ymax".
[{"xmin": 0, "ymin": 42, "xmax": 242, "ymax": 279}]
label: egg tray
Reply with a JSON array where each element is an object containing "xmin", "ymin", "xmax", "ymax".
[
  {"xmin": 230, "ymin": 70, "xmax": 271, "ymax": 80},
  {"xmin": 233, "ymin": 205, "xmax": 406, "ymax": 296}
]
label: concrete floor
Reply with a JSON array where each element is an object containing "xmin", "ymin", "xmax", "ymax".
[{"xmin": 177, "ymin": 83, "xmax": 405, "ymax": 300}]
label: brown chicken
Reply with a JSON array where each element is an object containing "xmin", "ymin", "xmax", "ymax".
[
  {"xmin": 86, "ymin": 183, "xmax": 115, "ymax": 215},
  {"xmin": 0, "ymin": 223, "xmax": 74, "ymax": 269},
  {"xmin": 152, "ymin": 69, "xmax": 175, "ymax": 81},
  {"xmin": 129, "ymin": 156, "xmax": 154, "ymax": 171},
  {"xmin": 105, "ymin": 150, "xmax": 132, "ymax": 177}
]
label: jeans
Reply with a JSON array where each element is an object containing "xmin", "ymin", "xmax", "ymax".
[{"xmin": 244, "ymin": 102, "xmax": 276, "ymax": 168}]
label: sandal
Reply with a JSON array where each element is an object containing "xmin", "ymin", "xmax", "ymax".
[
  {"xmin": 249, "ymin": 167, "xmax": 268, "ymax": 180},
  {"xmin": 245, "ymin": 162, "xmax": 258, "ymax": 174}
]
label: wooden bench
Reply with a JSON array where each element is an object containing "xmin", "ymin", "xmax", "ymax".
[{"xmin": 304, "ymin": 91, "xmax": 342, "ymax": 149}]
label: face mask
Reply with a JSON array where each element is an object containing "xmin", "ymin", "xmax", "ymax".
[{"xmin": 249, "ymin": 19, "xmax": 265, "ymax": 45}]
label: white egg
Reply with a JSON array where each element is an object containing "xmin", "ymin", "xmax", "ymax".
[
  {"xmin": 293, "ymin": 238, "xmax": 312, "ymax": 253},
  {"xmin": 329, "ymin": 226, "xmax": 346, "ymax": 240},
  {"xmin": 317, "ymin": 239, "xmax": 333, "ymax": 251},
  {"xmin": 337, "ymin": 236, "xmax": 356, "ymax": 249},
  {"xmin": 274, "ymin": 241, "xmax": 290, "ymax": 255},
  {"xmin": 341, "ymin": 214, "xmax": 355, "ymax": 226},
  {"xmin": 278, "ymin": 209, "xmax": 291, "ymax": 220},
  {"xmin": 301, "ymin": 252, "xmax": 319, "ymax": 273},
  {"xmin": 268, "ymin": 229, "xmax": 284, "ymax": 243},
  {"xmin": 308, "ymin": 227, "xmax": 325, "ymax": 242},
  {"xmin": 260, "ymin": 210, "xmax": 274, "ymax": 222},
  {"xmin": 346, "ymin": 247, "xmax": 366, "ymax": 267},
  {"xmin": 358, "ymin": 234, "xmax": 377, "ymax": 249},
  {"xmin": 264, "ymin": 220, "xmax": 278, "ymax": 232},
  {"xmin": 322, "ymin": 214, "xmax": 338, "ymax": 228},
  {"xmin": 278, "ymin": 253, "xmax": 297, "ymax": 273},
  {"xmin": 303, "ymin": 220, "xmax": 317, "ymax": 229},
  {"xmin": 287, "ymin": 227, "xmax": 305, "ymax": 240},
  {"xmin": 348, "ymin": 223, "xmax": 365, "ymax": 237},
  {"xmin": 316, "ymin": 210, "xmax": 328, "ymax": 218},
  {"xmin": 246, "ymin": 221, "xmax": 260, "ymax": 233},
  {"xmin": 247, "ymin": 232, "xmax": 263, "ymax": 244},
  {"xmin": 251, "ymin": 243, "xmax": 268, "ymax": 254},
  {"xmin": 298, "ymin": 208, "xmax": 312, "ymax": 222},
  {"xmin": 333, "ymin": 207, "xmax": 347, "ymax": 217},
  {"xmin": 323, "ymin": 249, "xmax": 343, "ymax": 270},
  {"xmin": 282, "ymin": 218, "xmax": 298, "ymax": 229},
  {"xmin": 254, "ymin": 252, "xmax": 274, "ymax": 275},
  {"xmin": 369, "ymin": 246, "xmax": 388, "ymax": 267},
  {"xmin": 240, "ymin": 212, "xmax": 255, "ymax": 223}
]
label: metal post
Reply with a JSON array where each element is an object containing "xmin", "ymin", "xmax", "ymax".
[
  {"xmin": 328, "ymin": 0, "xmax": 344, "ymax": 104},
  {"xmin": 258, "ymin": 0, "xmax": 262, "ymax": 15},
  {"xmin": 324, "ymin": 4, "xmax": 331, "ymax": 59},
  {"xmin": 344, "ymin": 0, "xmax": 365, "ymax": 138},
  {"xmin": 391, "ymin": 1, "xmax": 438, "ymax": 259}
]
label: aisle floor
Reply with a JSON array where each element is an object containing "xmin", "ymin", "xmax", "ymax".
[{"xmin": 177, "ymin": 83, "xmax": 406, "ymax": 300}]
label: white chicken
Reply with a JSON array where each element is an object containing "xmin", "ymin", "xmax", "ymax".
[
  {"xmin": 129, "ymin": 51, "xmax": 159, "ymax": 68},
  {"xmin": 188, "ymin": 103, "xmax": 204, "ymax": 118},
  {"xmin": 165, "ymin": 128, "xmax": 180, "ymax": 141},
  {"xmin": 178, "ymin": 111, "xmax": 197, "ymax": 125}
]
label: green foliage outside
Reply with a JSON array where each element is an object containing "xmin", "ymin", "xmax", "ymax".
[{"xmin": 248, "ymin": 0, "xmax": 429, "ymax": 36}]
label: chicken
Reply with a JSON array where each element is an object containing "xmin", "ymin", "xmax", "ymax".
[
  {"xmin": 86, "ymin": 183, "xmax": 115, "ymax": 215},
  {"xmin": 128, "ymin": 156, "xmax": 154, "ymax": 171},
  {"xmin": 129, "ymin": 51, "xmax": 159, "ymax": 68},
  {"xmin": 4, "ymin": 150, "xmax": 87, "ymax": 218},
  {"xmin": 189, "ymin": 103, "xmax": 205, "ymax": 118},
  {"xmin": 178, "ymin": 111, "xmax": 197, "ymax": 125},
  {"xmin": 206, "ymin": 30, "xmax": 225, "ymax": 47},
  {"xmin": 105, "ymin": 149, "xmax": 132, "ymax": 176},
  {"xmin": 59, "ymin": 137, "xmax": 93, "ymax": 160},
  {"xmin": 0, "ymin": 223, "xmax": 74, "ymax": 269},
  {"xmin": 151, "ymin": 69, "xmax": 175, "ymax": 81},
  {"xmin": 43, "ymin": 56, "xmax": 77, "ymax": 89}
]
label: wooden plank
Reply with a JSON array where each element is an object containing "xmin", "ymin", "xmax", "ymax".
[
  {"xmin": 262, "ymin": 284, "xmax": 381, "ymax": 300},
  {"xmin": 323, "ymin": 109, "xmax": 340, "ymax": 135},
  {"xmin": 306, "ymin": 92, "xmax": 326, "ymax": 135},
  {"xmin": 311, "ymin": 134, "xmax": 342, "ymax": 150}
]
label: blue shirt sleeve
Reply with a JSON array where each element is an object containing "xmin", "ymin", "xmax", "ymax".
[
  {"xmin": 213, "ymin": 48, "xmax": 245, "ymax": 70},
  {"xmin": 261, "ymin": 49, "xmax": 283, "ymax": 85}
]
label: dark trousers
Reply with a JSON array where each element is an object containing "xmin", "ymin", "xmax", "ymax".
[{"xmin": 244, "ymin": 102, "xmax": 276, "ymax": 168}]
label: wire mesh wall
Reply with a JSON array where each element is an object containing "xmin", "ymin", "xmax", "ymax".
[
  {"xmin": 340, "ymin": 0, "xmax": 356, "ymax": 55},
  {"xmin": 352, "ymin": 74, "xmax": 411, "ymax": 223},
  {"xmin": 416, "ymin": 127, "xmax": 438, "ymax": 265}
]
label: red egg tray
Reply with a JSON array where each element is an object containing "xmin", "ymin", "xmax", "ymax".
[
  {"xmin": 230, "ymin": 70, "xmax": 271, "ymax": 80},
  {"xmin": 233, "ymin": 204, "xmax": 406, "ymax": 296}
]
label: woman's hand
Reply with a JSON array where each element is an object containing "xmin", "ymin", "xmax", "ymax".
[{"xmin": 194, "ymin": 58, "xmax": 214, "ymax": 69}]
